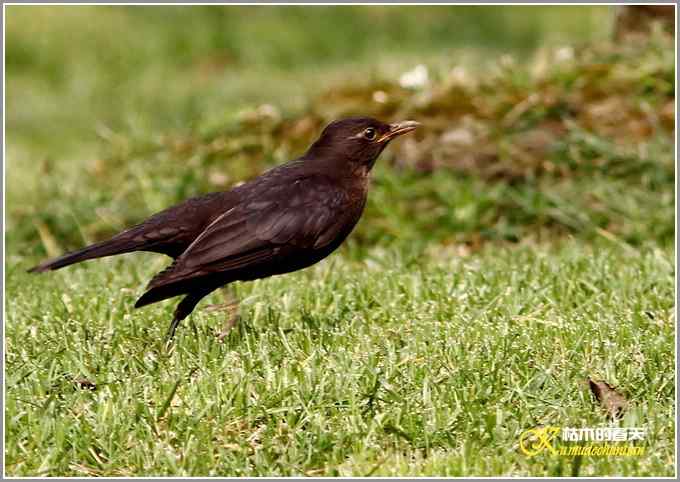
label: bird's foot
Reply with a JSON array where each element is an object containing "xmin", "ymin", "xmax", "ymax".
[
  {"xmin": 205, "ymin": 287, "xmax": 240, "ymax": 341},
  {"xmin": 216, "ymin": 312, "xmax": 240, "ymax": 342},
  {"xmin": 204, "ymin": 300, "xmax": 239, "ymax": 313}
]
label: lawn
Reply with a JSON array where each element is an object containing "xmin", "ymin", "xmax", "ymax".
[{"xmin": 4, "ymin": 5, "xmax": 675, "ymax": 477}]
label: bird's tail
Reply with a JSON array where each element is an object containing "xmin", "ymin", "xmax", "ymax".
[{"xmin": 27, "ymin": 236, "xmax": 138, "ymax": 273}]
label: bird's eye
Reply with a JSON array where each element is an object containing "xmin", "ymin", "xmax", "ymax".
[{"xmin": 363, "ymin": 127, "xmax": 377, "ymax": 140}]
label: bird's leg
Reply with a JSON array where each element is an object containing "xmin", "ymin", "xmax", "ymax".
[
  {"xmin": 204, "ymin": 286, "xmax": 240, "ymax": 341},
  {"xmin": 165, "ymin": 292, "xmax": 205, "ymax": 341}
]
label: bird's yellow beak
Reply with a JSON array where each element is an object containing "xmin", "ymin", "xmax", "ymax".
[{"xmin": 379, "ymin": 120, "xmax": 421, "ymax": 142}]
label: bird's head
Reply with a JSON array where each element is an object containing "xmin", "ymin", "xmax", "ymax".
[{"xmin": 305, "ymin": 117, "xmax": 420, "ymax": 172}]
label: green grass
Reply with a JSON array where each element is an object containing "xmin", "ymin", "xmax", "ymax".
[
  {"xmin": 4, "ymin": 5, "xmax": 675, "ymax": 477},
  {"xmin": 5, "ymin": 242, "xmax": 675, "ymax": 476}
]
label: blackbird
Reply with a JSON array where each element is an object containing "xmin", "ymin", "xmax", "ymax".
[{"xmin": 29, "ymin": 117, "xmax": 419, "ymax": 338}]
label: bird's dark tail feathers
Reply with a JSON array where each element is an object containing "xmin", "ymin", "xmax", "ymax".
[{"xmin": 27, "ymin": 236, "xmax": 138, "ymax": 273}]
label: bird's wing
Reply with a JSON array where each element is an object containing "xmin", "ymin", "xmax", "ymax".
[
  {"xmin": 146, "ymin": 174, "xmax": 352, "ymax": 289},
  {"xmin": 109, "ymin": 191, "xmax": 235, "ymax": 258}
]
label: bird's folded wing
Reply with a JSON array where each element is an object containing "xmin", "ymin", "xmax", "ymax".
[{"xmin": 146, "ymin": 175, "xmax": 349, "ymax": 289}]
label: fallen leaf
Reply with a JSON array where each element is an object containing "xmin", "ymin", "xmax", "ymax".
[{"xmin": 588, "ymin": 378, "xmax": 629, "ymax": 419}]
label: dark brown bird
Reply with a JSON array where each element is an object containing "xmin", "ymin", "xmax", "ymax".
[{"xmin": 29, "ymin": 117, "xmax": 419, "ymax": 338}]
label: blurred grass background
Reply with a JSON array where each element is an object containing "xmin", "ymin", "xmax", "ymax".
[
  {"xmin": 7, "ymin": 6, "xmax": 611, "ymax": 156},
  {"xmin": 5, "ymin": 5, "xmax": 673, "ymax": 258},
  {"xmin": 4, "ymin": 5, "xmax": 675, "ymax": 477}
]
